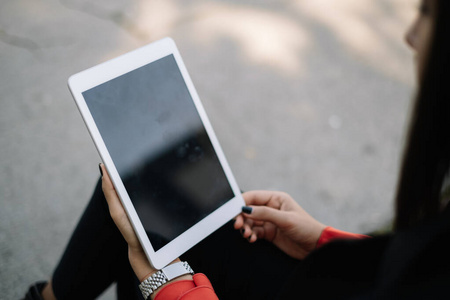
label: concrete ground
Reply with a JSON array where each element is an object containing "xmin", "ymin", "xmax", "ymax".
[{"xmin": 1, "ymin": 0, "xmax": 417, "ymax": 298}]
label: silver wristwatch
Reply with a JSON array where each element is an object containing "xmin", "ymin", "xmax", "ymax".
[{"xmin": 139, "ymin": 261, "xmax": 194, "ymax": 299}]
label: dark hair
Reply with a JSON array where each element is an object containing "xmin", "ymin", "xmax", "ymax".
[{"xmin": 394, "ymin": 0, "xmax": 450, "ymax": 231}]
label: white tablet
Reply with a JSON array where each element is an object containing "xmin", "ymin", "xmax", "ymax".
[{"xmin": 68, "ymin": 37, "xmax": 244, "ymax": 269}]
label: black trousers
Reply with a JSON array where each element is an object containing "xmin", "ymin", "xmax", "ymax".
[{"xmin": 52, "ymin": 180, "xmax": 298, "ymax": 300}]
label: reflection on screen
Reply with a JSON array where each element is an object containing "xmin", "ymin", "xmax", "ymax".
[{"xmin": 83, "ymin": 55, "xmax": 234, "ymax": 251}]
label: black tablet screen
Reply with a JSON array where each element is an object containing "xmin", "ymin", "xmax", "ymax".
[{"xmin": 82, "ymin": 54, "xmax": 234, "ymax": 251}]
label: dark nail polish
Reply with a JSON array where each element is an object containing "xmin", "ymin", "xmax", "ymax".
[
  {"xmin": 240, "ymin": 228, "xmax": 245, "ymax": 235},
  {"xmin": 99, "ymin": 163, "xmax": 103, "ymax": 177},
  {"xmin": 242, "ymin": 206, "xmax": 252, "ymax": 214}
]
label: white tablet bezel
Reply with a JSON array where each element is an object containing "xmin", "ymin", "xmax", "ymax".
[{"xmin": 68, "ymin": 37, "xmax": 244, "ymax": 269}]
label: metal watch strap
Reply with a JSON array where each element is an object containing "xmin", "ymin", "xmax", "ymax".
[{"xmin": 139, "ymin": 261, "xmax": 194, "ymax": 299}]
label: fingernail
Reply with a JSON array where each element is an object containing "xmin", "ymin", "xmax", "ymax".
[
  {"xmin": 240, "ymin": 228, "xmax": 245, "ymax": 235},
  {"xmin": 242, "ymin": 206, "xmax": 252, "ymax": 214},
  {"xmin": 99, "ymin": 163, "xmax": 103, "ymax": 177}
]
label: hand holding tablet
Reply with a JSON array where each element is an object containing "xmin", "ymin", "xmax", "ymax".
[
  {"xmin": 101, "ymin": 162, "xmax": 194, "ymax": 299},
  {"xmin": 100, "ymin": 163, "xmax": 157, "ymax": 281},
  {"xmin": 69, "ymin": 38, "xmax": 244, "ymax": 269}
]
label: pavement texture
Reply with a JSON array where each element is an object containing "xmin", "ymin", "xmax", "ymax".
[{"xmin": 1, "ymin": 0, "xmax": 417, "ymax": 298}]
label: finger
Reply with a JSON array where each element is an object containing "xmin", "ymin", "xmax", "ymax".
[
  {"xmin": 101, "ymin": 164, "xmax": 117, "ymax": 202},
  {"xmin": 252, "ymin": 226, "xmax": 266, "ymax": 240},
  {"xmin": 246, "ymin": 226, "xmax": 266, "ymax": 243},
  {"xmin": 241, "ymin": 219, "xmax": 254, "ymax": 239},
  {"xmin": 251, "ymin": 220, "xmax": 265, "ymax": 227},
  {"xmin": 234, "ymin": 214, "xmax": 264, "ymax": 231},
  {"xmin": 242, "ymin": 190, "xmax": 286, "ymax": 209},
  {"xmin": 101, "ymin": 164, "xmax": 125, "ymax": 219},
  {"xmin": 248, "ymin": 232, "xmax": 257, "ymax": 243},
  {"xmin": 234, "ymin": 215, "xmax": 244, "ymax": 229},
  {"xmin": 242, "ymin": 205, "xmax": 291, "ymax": 229}
]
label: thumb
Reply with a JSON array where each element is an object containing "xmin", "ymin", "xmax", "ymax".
[{"xmin": 243, "ymin": 205, "xmax": 291, "ymax": 228}]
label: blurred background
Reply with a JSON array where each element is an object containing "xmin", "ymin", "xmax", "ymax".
[{"xmin": 1, "ymin": 0, "xmax": 417, "ymax": 298}]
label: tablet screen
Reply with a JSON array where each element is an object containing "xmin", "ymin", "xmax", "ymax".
[{"xmin": 82, "ymin": 54, "xmax": 234, "ymax": 251}]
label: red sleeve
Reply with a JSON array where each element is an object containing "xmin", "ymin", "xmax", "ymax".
[
  {"xmin": 316, "ymin": 226, "xmax": 369, "ymax": 248},
  {"xmin": 154, "ymin": 273, "xmax": 218, "ymax": 300}
]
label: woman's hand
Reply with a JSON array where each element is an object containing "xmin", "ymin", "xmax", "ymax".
[
  {"xmin": 100, "ymin": 163, "xmax": 157, "ymax": 281},
  {"xmin": 234, "ymin": 190, "xmax": 326, "ymax": 260}
]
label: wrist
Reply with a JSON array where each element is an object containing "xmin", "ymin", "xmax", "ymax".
[
  {"xmin": 128, "ymin": 247, "xmax": 156, "ymax": 281},
  {"xmin": 139, "ymin": 261, "xmax": 194, "ymax": 300}
]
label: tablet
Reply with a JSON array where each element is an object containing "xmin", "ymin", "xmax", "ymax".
[{"xmin": 68, "ymin": 37, "xmax": 244, "ymax": 269}]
